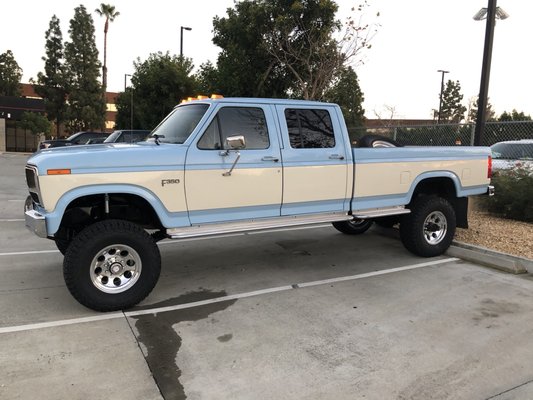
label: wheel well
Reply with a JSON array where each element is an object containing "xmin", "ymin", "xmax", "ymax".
[
  {"xmin": 410, "ymin": 177, "xmax": 468, "ymax": 229},
  {"xmin": 411, "ymin": 177, "xmax": 456, "ymax": 200},
  {"xmin": 59, "ymin": 193, "xmax": 163, "ymax": 233}
]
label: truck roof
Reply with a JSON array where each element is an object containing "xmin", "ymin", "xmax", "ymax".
[{"xmin": 176, "ymin": 97, "xmax": 338, "ymax": 108}]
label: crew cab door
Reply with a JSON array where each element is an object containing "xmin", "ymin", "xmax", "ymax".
[
  {"xmin": 275, "ymin": 105, "xmax": 351, "ymax": 215},
  {"xmin": 185, "ymin": 103, "xmax": 282, "ymax": 224}
]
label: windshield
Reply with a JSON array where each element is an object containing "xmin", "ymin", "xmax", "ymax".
[
  {"xmin": 104, "ymin": 131, "xmax": 121, "ymax": 143},
  {"xmin": 491, "ymin": 142, "xmax": 533, "ymax": 160},
  {"xmin": 150, "ymin": 104, "xmax": 209, "ymax": 144}
]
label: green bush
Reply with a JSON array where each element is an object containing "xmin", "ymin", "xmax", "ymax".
[{"xmin": 480, "ymin": 166, "xmax": 533, "ymax": 222}]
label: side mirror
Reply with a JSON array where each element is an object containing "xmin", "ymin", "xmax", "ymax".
[{"xmin": 226, "ymin": 135, "xmax": 246, "ymax": 150}]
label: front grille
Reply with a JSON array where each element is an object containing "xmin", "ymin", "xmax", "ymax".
[{"xmin": 30, "ymin": 192, "xmax": 40, "ymax": 204}]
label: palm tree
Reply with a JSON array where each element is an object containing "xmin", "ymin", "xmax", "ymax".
[{"xmin": 95, "ymin": 3, "xmax": 120, "ymax": 92}]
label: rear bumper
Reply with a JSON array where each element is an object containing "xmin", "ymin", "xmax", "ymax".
[{"xmin": 24, "ymin": 196, "xmax": 48, "ymax": 238}]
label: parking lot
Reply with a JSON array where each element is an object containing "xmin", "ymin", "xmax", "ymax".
[{"xmin": 1, "ymin": 151, "xmax": 533, "ymax": 400}]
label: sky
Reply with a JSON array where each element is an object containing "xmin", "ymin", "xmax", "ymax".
[{"xmin": 2, "ymin": 0, "xmax": 531, "ymax": 120}]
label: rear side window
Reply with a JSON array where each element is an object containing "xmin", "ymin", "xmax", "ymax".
[
  {"xmin": 198, "ymin": 107, "xmax": 269, "ymax": 150},
  {"xmin": 285, "ymin": 109, "xmax": 335, "ymax": 149}
]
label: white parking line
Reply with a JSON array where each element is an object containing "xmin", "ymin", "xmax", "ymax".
[
  {"xmin": 0, "ymin": 249, "xmax": 59, "ymax": 257},
  {"xmin": 1, "ymin": 224, "xmax": 333, "ymax": 256},
  {"xmin": 7, "ymin": 199, "xmax": 25, "ymax": 202},
  {"xmin": 0, "ymin": 257, "xmax": 458, "ymax": 334},
  {"xmin": 0, "ymin": 219, "xmax": 24, "ymax": 222}
]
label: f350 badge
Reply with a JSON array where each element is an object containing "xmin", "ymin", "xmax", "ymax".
[{"xmin": 161, "ymin": 179, "xmax": 180, "ymax": 187}]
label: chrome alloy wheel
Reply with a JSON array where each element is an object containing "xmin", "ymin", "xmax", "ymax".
[
  {"xmin": 348, "ymin": 218, "xmax": 368, "ymax": 227},
  {"xmin": 90, "ymin": 244, "xmax": 142, "ymax": 293},
  {"xmin": 423, "ymin": 211, "xmax": 447, "ymax": 245},
  {"xmin": 371, "ymin": 140, "xmax": 397, "ymax": 148}
]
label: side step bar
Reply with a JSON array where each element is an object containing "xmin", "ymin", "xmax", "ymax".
[
  {"xmin": 167, "ymin": 206, "xmax": 410, "ymax": 239},
  {"xmin": 353, "ymin": 206, "xmax": 410, "ymax": 219},
  {"xmin": 167, "ymin": 212, "xmax": 352, "ymax": 239}
]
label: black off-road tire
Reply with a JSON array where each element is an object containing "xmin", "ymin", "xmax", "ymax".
[
  {"xmin": 356, "ymin": 135, "xmax": 402, "ymax": 148},
  {"xmin": 54, "ymin": 237, "xmax": 70, "ymax": 255},
  {"xmin": 332, "ymin": 218, "xmax": 373, "ymax": 235},
  {"xmin": 399, "ymin": 196, "xmax": 456, "ymax": 257},
  {"xmin": 63, "ymin": 219, "xmax": 161, "ymax": 312}
]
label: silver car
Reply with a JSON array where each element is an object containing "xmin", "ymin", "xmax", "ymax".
[{"xmin": 491, "ymin": 139, "xmax": 533, "ymax": 173}]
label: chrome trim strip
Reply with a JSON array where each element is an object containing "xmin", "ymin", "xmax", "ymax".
[{"xmin": 167, "ymin": 212, "xmax": 352, "ymax": 239}]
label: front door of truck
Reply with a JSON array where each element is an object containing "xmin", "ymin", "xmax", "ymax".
[
  {"xmin": 275, "ymin": 105, "xmax": 351, "ymax": 215},
  {"xmin": 185, "ymin": 103, "xmax": 283, "ymax": 224}
]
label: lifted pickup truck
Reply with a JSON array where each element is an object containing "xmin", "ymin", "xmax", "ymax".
[{"xmin": 24, "ymin": 98, "xmax": 493, "ymax": 311}]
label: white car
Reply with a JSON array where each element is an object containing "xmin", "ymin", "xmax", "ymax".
[{"xmin": 491, "ymin": 140, "xmax": 533, "ymax": 173}]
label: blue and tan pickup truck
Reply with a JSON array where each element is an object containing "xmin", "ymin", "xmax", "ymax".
[{"xmin": 24, "ymin": 97, "xmax": 493, "ymax": 311}]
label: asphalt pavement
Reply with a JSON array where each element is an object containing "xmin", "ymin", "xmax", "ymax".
[{"xmin": 1, "ymin": 152, "xmax": 533, "ymax": 400}]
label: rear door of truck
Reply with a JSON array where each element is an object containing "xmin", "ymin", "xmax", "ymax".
[{"xmin": 275, "ymin": 104, "xmax": 352, "ymax": 215}]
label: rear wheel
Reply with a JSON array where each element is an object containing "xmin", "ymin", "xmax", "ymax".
[
  {"xmin": 400, "ymin": 196, "xmax": 456, "ymax": 257},
  {"xmin": 332, "ymin": 218, "xmax": 373, "ymax": 235},
  {"xmin": 63, "ymin": 219, "xmax": 161, "ymax": 311}
]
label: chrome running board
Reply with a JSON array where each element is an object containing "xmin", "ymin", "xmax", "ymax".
[
  {"xmin": 167, "ymin": 205, "xmax": 411, "ymax": 239},
  {"xmin": 167, "ymin": 212, "xmax": 352, "ymax": 239},
  {"xmin": 353, "ymin": 206, "xmax": 410, "ymax": 219}
]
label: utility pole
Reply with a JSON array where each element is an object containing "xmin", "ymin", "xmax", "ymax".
[
  {"xmin": 180, "ymin": 26, "xmax": 192, "ymax": 58},
  {"xmin": 124, "ymin": 74, "xmax": 133, "ymax": 130},
  {"xmin": 437, "ymin": 70, "xmax": 449, "ymax": 124},
  {"xmin": 473, "ymin": 0, "xmax": 508, "ymax": 145}
]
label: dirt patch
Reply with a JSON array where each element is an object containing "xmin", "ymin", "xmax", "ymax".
[{"xmin": 455, "ymin": 211, "xmax": 533, "ymax": 260}]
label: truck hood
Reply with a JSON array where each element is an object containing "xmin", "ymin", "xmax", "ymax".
[{"xmin": 28, "ymin": 142, "xmax": 188, "ymax": 175}]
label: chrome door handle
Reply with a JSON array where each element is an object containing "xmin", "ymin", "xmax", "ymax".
[
  {"xmin": 329, "ymin": 154, "xmax": 345, "ymax": 160},
  {"xmin": 261, "ymin": 156, "xmax": 279, "ymax": 162}
]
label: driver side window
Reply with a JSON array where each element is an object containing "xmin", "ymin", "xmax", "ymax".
[{"xmin": 197, "ymin": 107, "xmax": 270, "ymax": 150}]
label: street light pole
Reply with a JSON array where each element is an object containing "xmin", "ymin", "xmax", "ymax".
[
  {"xmin": 124, "ymin": 74, "xmax": 133, "ymax": 130},
  {"xmin": 180, "ymin": 26, "xmax": 192, "ymax": 58},
  {"xmin": 437, "ymin": 70, "xmax": 449, "ymax": 124},
  {"xmin": 473, "ymin": 0, "xmax": 508, "ymax": 145}
]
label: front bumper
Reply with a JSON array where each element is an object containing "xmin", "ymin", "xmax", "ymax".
[{"xmin": 24, "ymin": 196, "xmax": 48, "ymax": 238}]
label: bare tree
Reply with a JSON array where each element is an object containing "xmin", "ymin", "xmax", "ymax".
[
  {"xmin": 265, "ymin": 1, "xmax": 379, "ymax": 100},
  {"xmin": 373, "ymin": 104, "xmax": 398, "ymax": 126}
]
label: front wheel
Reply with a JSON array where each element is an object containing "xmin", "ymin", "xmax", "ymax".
[
  {"xmin": 400, "ymin": 196, "xmax": 456, "ymax": 257},
  {"xmin": 332, "ymin": 218, "xmax": 373, "ymax": 235},
  {"xmin": 63, "ymin": 219, "xmax": 161, "ymax": 311}
]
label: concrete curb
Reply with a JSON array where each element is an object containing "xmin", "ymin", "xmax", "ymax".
[
  {"xmin": 372, "ymin": 226, "xmax": 532, "ymax": 275},
  {"xmin": 447, "ymin": 241, "xmax": 532, "ymax": 275}
]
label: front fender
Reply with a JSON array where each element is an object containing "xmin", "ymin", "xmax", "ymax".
[{"xmin": 44, "ymin": 184, "xmax": 190, "ymax": 236}]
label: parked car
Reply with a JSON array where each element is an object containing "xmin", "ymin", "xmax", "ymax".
[
  {"xmin": 39, "ymin": 131, "xmax": 109, "ymax": 150},
  {"xmin": 86, "ymin": 137, "xmax": 107, "ymax": 144},
  {"xmin": 490, "ymin": 140, "xmax": 533, "ymax": 173},
  {"xmin": 104, "ymin": 130, "xmax": 151, "ymax": 144}
]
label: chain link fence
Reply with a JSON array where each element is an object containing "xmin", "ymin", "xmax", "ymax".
[{"xmin": 349, "ymin": 121, "xmax": 533, "ymax": 147}]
